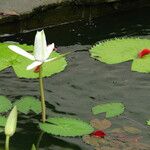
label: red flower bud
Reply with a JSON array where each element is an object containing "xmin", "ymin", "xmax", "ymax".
[
  {"xmin": 138, "ymin": 49, "xmax": 150, "ymax": 58},
  {"xmin": 90, "ymin": 130, "xmax": 106, "ymax": 138}
]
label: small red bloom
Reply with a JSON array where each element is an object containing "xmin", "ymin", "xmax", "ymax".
[
  {"xmin": 138, "ymin": 49, "xmax": 150, "ymax": 58},
  {"xmin": 34, "ymin": 65, "xmax": 41, "ymax": 73},
  {"xmin": 90, "ymin": 130, "xmax": 106, "ymax": 138}
]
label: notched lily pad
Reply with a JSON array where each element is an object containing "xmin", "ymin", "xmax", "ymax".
[
  {"xmin": 90, "ymin": 119, "xmax": 112, "ymax": 130},
  {"xmin": 0, "ymin": 43, "xmax": 33, "ymax": 71},
  {"xmin": 14, "ymin": 96, "xmax": 41, "ymax": 114},
  {"xmin": 39, "ymin": 117, "xmax": 94, "ymax": 137},
  {"xmin": 0, "ymin": 43, "xmax": 68, "ymax": 78},
  {"xmin": 92, "ymin": 102, "xmax": 125, "ymax": 118},
  {"xmin": 90, "ymin": 38, "xmax": 150, "ymax": 64},
  {"xmin": 0, "ymin": 116, "xmax": 7, "ymax": 133},
  {"xmin": 0, "ymin": 96, "xmax": 12, "ymax": 113},
  {"xmin": 132, "ymin": 55, "xmax": 150, "ymax": 73},
  {"xmin": 13, "ymin": 51, "xmax": 67, "ymax": 78}
]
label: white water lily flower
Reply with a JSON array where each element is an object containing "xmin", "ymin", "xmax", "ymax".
[{"xmin": 8, "ymin": 30, "xmax": 55, "ymax": 70}]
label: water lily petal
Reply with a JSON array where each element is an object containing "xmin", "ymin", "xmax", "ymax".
[
  {"xmin": 44, "ymin": 52, "xmax": 70, "ymax": 63},
  {"xmin": 46, "ymin": 43, "xmax": 55, "ymax": 59},
  {"xmin": 34, "ymin": 30, "xmax": 47, "ymax": 61},
  {"xmin": 27, "ymin": 61, "xmax": 42, "ymax": 70},
  {"xmin": 8, "ymin": 45, "xmax": 35, "ymax": 60},
  {"xmin": 44, "ymin": 58, "xmax": 55, "ymax": 62}
]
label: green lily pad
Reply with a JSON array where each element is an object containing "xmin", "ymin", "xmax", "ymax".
[
  {"xmin": 12, "ymin": 51, "xmax": 67, "ymax": 78},
  {"xmin": 14, "ymin": 96, "xmax": 41, "ymax": 114},
  {"xmin": 39, "ymin": 117, "xmax": 94, "ymax": 137},
  {"xmin": 0, "ymin": 116, "xmax": 7, "ymax": 127},
  {"xmin": 146, "ymin": 120, "xmax": 150, "ymax": 126},
  {"xmin": 0, "ymin": 43, "xmax": 67, "ymax": 78},
  {"xmin": 0, "ymin": 96, "xmax": 12, "ymax": 113},
  {"xmin": 90, "ymin": 38, "xmax": 150, "ymax": 64},
  {"xmin": 132, "ymin": 55, "xmax": 150, "ymax": 73},
  {"xmin": 92, "ymin": 102, "xmax": 125, "ymax": 118},
  {"xmin": 0, "ymin": 43, "xmax": 32, "ymax": 71},
  {"xmin": 0, "ymin": 116, "xmax": 7, "ymax": 133}
]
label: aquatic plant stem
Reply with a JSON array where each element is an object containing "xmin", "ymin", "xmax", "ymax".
[
  {"xmin": 5, "ymin": 136, "xmax": 10, "ymax": 150},
  {"xmin": 39, "ymin": 65, "xmax": 46, "ymax": 123}
]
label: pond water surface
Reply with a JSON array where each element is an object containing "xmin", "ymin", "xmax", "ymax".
[{"xmin": 0, "ymin": 7, "xmax": 150, "ymax": 150}]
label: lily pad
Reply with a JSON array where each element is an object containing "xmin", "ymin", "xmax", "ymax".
[
  {"xmin": 0, "ymin": 116, "xmax": 7, "ymax": 133},
  {"xmin": 0, "ymin": 96, "xmax": 12, "ymax": 113},
  {"xmin": 0, "ymin": 43, "xmax": 33, "ymax": 71},
  {"xmin": 92, "ymin": 102, "xmax": 125, "ymax": 118},
  {"xmin": 90, "ymin": 38, "xmax": 150, "ymax": 64},
  {"xmin": 146, "ymin": 120, "xmax": 150, "ymax": 126},
  {"xmin": 131, "ymin": 55, "xmax": 150, "ymax": 73},
  {"xmin": 14, "ymin": 96, "xmax": 41, "ymax": 114},
  {"xmin": 0, "ymin": 43, "xmax": 68, "ymax": 78},
  {"xmin": 12, "ymin": 51, "xmax": 67, "ymax": 78},
  {"xmin": 39, "ymin": 117, "xmax": 94, "ymax": 137}
]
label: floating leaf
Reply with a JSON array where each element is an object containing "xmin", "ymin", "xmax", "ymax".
[
  {"xmin": 146, "ymin": 120, "xmax": 150, "ymax": 126},
  {"xmin": 0, "ymin": 96, "xmax": 12, "ymax": 113},
  {"xmin": 14, "ymin": 96, "xmax": 41, "ymax": 114},
  {"xmin": 0, "ymin": 116, "xmax": 7, "ymax": 127},
  {"xmin": 0, "ymin": 116, "xmax": 7, "ymax": 133},
  {"xmin": 12, "ymin": 51, "xmax": 67, "ymax": 78},
  {"xmin": 90, "ymin": 38, "xmax": 150, "ymax": 64},
  {"xmin": 92, "ymin": 102, "xmax": 125, "ymax": 118},
  {"xmin": 0, "ymin": 43, "xmax": 67, "ymax": 78},
  {"xmin": 132, "ymin": 55, "xmax": 150, "ymax": 73},
  {"xmin": 0, "ymin": 43, "xmax": 33, "ymax": 71},
  {"xmin": 123, "ymin": 126, "xmax": 141, "ymax": 134},
  {"xmin": 39, "ymin": 117, "xmax": 94, "ymax": 137},
  {"xmin": 90, "ymin": 119, "xmax": 112, "ymax": 130}
]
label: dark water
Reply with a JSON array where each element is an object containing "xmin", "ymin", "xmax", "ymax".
[{"xmin": 0, "ymin": 7, "xmax": 150, "ymax": 150}]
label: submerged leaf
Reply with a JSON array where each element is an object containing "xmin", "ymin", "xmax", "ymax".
[
  {"xmin": 39, "ymin": 117, "xmax": 94, "ymax": 137},
  {"xmin": 92, "ymin": 102, "xmax": 125, "ymax": 118},
  {"xmin": 14, "ymin": 96, "xmax": 41, "ymax": 114},
  {"xmin": 90, "ymin": 119, "xmax": 112, "ymax": 130},
  {"xmin": 90, "ymin": 38, "xmax": 150, "ymax": 64},
  {"xmin": 0, "ymin": 96, "xmax": 12, "ymax": 113},
  {"xmin": 82, "ymin": 135, "xmax": 101, "ymax": 147},
  {"xmin": 123, "ymin": 126, "xmax": 141, "ymax": 134}
]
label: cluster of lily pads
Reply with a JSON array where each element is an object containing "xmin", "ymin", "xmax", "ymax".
[{"xmin": 0, "ymin": 32, "xmax": 150, "ymax": 150}]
